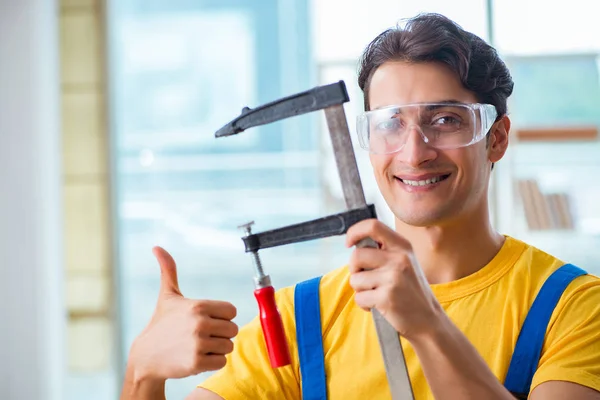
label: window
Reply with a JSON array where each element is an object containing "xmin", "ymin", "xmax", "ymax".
[{"xmin": 108, "ymin": 1, "xmax": 325, "ymax": 397}]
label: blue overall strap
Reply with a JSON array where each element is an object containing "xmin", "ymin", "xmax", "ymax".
[
  {"xmin": 294, "ymin": 276, "xmax": 327, "ymax": 400},
  {"xmin": 504, "ymin": 263, "xmax": 587, "ymax": 399}
]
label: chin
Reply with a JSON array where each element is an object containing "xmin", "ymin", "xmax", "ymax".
[
  {"xmin": 392, "ymin": 206, "xmax": 452, "ymax": 227},
  {"xmin": 396, "ymin": 215, "xmax": 442, "ymax": 228}
]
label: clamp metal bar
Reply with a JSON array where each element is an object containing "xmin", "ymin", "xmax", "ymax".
[
  {"xmin": 215, "ymin": 81, "xmax": 349, "ymax": 137},
  {"xmin": 242, "ymin": 205, "xmax": 376, "ymax": 253},
  {"xmin": 324, "ymin": 104, "xmax": 414, "ymax": 400}
]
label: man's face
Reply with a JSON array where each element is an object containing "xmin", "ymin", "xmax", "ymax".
[{"xmin": 367, "ymin": 61, "xmax": 503, "ymax": 227}]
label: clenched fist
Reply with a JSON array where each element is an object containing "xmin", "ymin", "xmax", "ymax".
[
  {"xmin": 346, "ymin": 220, "xmax": 442, "ymax": 341},
  {"xmin": 128, "ymin": 247, "xmax": 239, "ymax": 382}
]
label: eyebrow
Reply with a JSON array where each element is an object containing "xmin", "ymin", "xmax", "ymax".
[
  {"xmin": 387, "ymin": 99, "xmax": 466, "ymax": 120},
  {"xmin": 373, "ymin": 99, "xmax": 465, "ymax": 111},
  {"xmin": 424, "ymin": 100, "xmax": 465, "ymax": 112}
]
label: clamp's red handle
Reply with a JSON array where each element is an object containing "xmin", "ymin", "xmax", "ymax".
[{"xmin": 254, "ymin": 286, "xmax": 291, "ymax": 368}]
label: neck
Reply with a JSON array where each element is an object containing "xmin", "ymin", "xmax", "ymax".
[{"xmin": 395, "ymin": 204, "xmax": 505, "ymax": 284}]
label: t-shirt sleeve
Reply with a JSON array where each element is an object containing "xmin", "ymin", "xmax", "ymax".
[
  {"xmin": 198, "ymin": 286, "xmax": 301, "ymax": 399},
  {"xmin": 531, "ymin": 275, "xmax": 600, "ymax": 393}
]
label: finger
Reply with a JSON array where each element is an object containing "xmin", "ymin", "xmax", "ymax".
[
  {"xmin": 349, "ymin": 269, "xmax": 385, "ymax": 292},
  {"xmin": 346, "ymin": 219, "xmax": 411, "ymax": 251},
  {"xmin": 194, "ymin": 300, "xmax": 237, "ymax": 321},
  {"xmin": 206, "ymin": 319, "xmax": 239, "ymax": 339},
  {"xmin": 347, "ymin": 247, "xmax": 389, "ymax": 274},
  {"xmin": 153, "ymin": 246, "xmax": 182, "ymax": 297},
  {"xmin": 354, "ymin": 289, "xmax": 380, "ymax": 311},
  {"xmin": 199, "ymin": 354, "xmax": 227, "ymax": 372},
  {"xmin": 200, "ymin": 337, "xmax": 234, "ymax": 355}
]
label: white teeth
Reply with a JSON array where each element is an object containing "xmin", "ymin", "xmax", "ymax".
[{"xmin": 403, "ymin": 176, "xmax": 443, "ymax": 186}]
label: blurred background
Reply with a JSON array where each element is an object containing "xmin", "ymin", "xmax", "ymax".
[{"xmin": 1, "ymin": 0, "xmax": 600, "ymax": 399}]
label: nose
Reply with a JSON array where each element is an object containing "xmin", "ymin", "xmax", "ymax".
[{"xmin": 397, "ymin": 125, "xmax": 438, "ymax": 167}]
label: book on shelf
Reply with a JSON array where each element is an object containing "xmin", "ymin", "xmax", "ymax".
[{"xmin": 516, "ymin": 179, "xmax": 574, "ymax": 230}]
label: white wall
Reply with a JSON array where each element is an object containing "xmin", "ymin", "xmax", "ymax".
[
  {"xmin": 311, "ymin": 0, "xmax": 489, "ymax": 63},
  {"xmin": 0, "ymin": 1, "xmax": 65, "ymax": 399}
]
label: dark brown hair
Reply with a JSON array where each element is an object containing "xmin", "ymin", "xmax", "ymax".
[{"xmin": 357, "ymin": 13, "xmax": 514, "ymax": 118}]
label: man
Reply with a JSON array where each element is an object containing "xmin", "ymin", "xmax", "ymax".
[{"xmin": 121, "ymin": 13, "xmax": 600, "ymax": 400}]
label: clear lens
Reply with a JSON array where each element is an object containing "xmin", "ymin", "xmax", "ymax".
[{"xmin": 356, "ymin": 103, "xmax": 497, "ymax": 154}]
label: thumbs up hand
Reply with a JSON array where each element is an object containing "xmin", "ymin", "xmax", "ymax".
[{"xmin": 128, "ymin": 247, "xmax": 239, "ymax": 381}]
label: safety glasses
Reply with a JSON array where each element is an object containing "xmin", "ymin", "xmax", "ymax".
[{"xmin": 356, "ymin": 102, "xmax": 498, "ymax": 154}]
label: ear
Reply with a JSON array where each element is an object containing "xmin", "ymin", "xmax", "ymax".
[{"xmin": 488, "ymin": 115, "xmax": 511, "ymax": 163}]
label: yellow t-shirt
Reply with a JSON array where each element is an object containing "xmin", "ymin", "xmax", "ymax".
[{"xmin": 200, "ymin": 236, "xmax": 600, "ymax": 399}]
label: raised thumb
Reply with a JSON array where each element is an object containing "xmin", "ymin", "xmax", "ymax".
[{"xmin": 152, "ymin": 246, "xmax": 182, "ymax": 297}]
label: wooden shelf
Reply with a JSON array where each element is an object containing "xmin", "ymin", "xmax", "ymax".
[{"xmin": 516, "ymin": 126, "xmax": 598, "ymax": 141}]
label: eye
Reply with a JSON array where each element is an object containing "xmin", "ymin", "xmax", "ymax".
[
  {"xmin": 432, "ymin": 115, "xmax": 461, "ymax": 128},
  {"xmin": 375, "ymin": 118, "xmax": 401, "ymax": 131}
]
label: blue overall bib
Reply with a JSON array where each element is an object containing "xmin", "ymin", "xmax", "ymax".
[{"xmin": 294, "ymin": 263, "xmax": 587, "ymax": 400}]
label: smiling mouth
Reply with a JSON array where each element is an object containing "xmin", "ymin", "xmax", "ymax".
[{"xmin": 397, "ymin": 174, "xmax": 451, "ymax": 187}]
